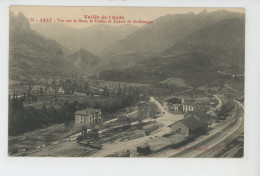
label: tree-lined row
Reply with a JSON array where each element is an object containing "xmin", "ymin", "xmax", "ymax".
[{"xmin": 8, "ymin": 87, "xmax": 144, "ymax": 136}]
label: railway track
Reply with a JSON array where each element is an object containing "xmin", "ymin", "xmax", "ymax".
[
  {"xmin": 195, "ymin": 117, "xmax": 243, "ymax": 157},
  {"xmin": 196, "ymin": 103, "xmax": 244, "ymax": 158},
  {"xmin": 218, "ymin": 142, "xmax": 243, "ymax": 157},
  {"xmin": 170, "ymin": 101, "xmax": 242, "ymax": 158}
]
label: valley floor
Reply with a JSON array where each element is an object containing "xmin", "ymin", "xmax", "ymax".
[{"xmin": 10, "ymin": 94, "xmax": 244, "ymax": 158}]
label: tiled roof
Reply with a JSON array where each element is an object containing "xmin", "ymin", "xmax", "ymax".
[
  {"xmin": 172, "ymin": 104, "xmax": 182, "ymax": 107},
  {"xmin": 181, "ymin": 117, "xmax": 203, "ymax": 130},
  {"xmin": 75, "ymin": 108, "xmax": 101, "ymax": 115},
  {"xmin": 170, "ymin": 110, "xmax": 208, "ymax": 130},
  {"xmin": 165, "ymin": 95, "xmax": 179, "ymax": 101},
  {"xmin": 194, "ymin": 110, "xmax": 208, "ymax": 124},
  {"xmin": 183, "ymin": 100, "xmax": 195, "ymax": 106},
  {"xmin": 185, "ymin": 110, "xmax": 208, "ymax": 124},
  {"xmin": 165, "ymin": 97, "xmax": 182, "ymax": 104}
]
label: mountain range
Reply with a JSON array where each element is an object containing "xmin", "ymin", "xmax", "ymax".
[
  {"xmin": 66, "ymin": 48, "xmax": 102, "ymax": 75},
  {"xmin": 31, "ymin": 23, "xmax": 139, "ymax": 56},
  {"xmin": 98, "ymin": 13, "xmax": 245, "ymax": 86},
  {"xmin": 99, "ymin": 9, "xmax": 244, "ymax": 69},
  {"xmin": 9, "ymin": 11, "xmax": 80, "ymax": 78},
  {"xmin": 10, "ymin": 9, "xmax": 245, "ymax": 87}
]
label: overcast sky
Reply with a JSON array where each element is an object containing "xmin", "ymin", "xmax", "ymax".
[{"xmin": 10, "ymin": 6, "xmax": 244, "ymax": 28}]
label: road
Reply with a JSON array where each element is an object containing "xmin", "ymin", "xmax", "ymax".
[
  {"xmin": 26, "ymin": 96, "xmax": 176, "ymax": 157},
  {"xmin": 19, "ymin": 95, "xmax": 243, "ymax": 157},
  {"xmin": 213, "ymin": 94, "xmax": 223, "ymax": 110},
  {"xmin": 148, "ymin": 97, "xmax": 243, "ymax": 158},
  {"xmin": 150, "ymin": 87, "xmax": 243, "ymax": 158},
  {"xmin": 225, "ymin": 84, "xmax": 238, "ymax": 92},
  {"xmin": 90, "ymin": 97, "xmax": 183, "ymax": 157}
]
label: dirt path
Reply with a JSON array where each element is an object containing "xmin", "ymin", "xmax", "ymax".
[
  {"xmin": 213, "ymin": 94, "xmax": 223, "ymax": 110},
  {"xmin": 173, "ymin": 88, "xmax": 193, "ymax": 95},
  {"xmin": 225, "ymin": 84, "xmax": 238, "ymax": 92}
]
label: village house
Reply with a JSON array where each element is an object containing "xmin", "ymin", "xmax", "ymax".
[
  {"xmin": 182, "ymin": 100, "xmax": 195, "ymax": 113},
  {"xmin": 30, "ymin": 85, "xmax": 47, "ymax": 95},
  {"xmin": 172, "ymin": 104, "xmax": 182, "ymax": 111},
  {"xmin": 39, "ymin": 78, "xmax": 46, "ymax": 84},
  {"xmin": 165, "ymin": 97, "xmax": 183, "ymax": 112},
  {"xmin": 75, "ymin": 108, "xmax": 102, "ymax": 126},
  {"xmin": 58, "ymin": 87, "xmax": 64, "ymax": 94},
  {"xmin": 166, "ymin": 97, "xmax": 194, "ymax": 113},
  {"xmin": 165, "ymin": 97, "xmax": 183, "ymax": 104}
]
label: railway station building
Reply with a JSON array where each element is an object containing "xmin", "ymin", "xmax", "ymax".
[{"xmin": 170, "ymin": 110, "xmax": 209, "ymax": 136}]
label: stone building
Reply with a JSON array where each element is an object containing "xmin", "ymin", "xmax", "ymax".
[{"xmin": 75, "ymin": 108, "xmax": 102, "ymax": 126}]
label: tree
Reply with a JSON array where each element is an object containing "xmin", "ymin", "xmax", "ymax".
[
  {"xmin": 40, "ymin": 87, "xmax": 43, "ymax": 95},
  {"xmin": 217, "ymin": 99, "xmax": 234, "ymax": 118},
  {"xmin": 83, "ymin": 81, "xmax": 89, "ymax": 95},
  {"xmin": 63, "ymin": 79, "xmax": 72, "ymax": 94},
  {"xmin": 117, "ymin": 84, "xmax": 121, "ymax": 96},
  {"xmin": 103, "ymin": 87, "xmax": 109, "ymax": 97}
]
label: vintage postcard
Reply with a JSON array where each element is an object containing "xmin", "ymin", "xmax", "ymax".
[{"xmin": 8, "ymin": 6, "xmax": 244, "ymax": 157}]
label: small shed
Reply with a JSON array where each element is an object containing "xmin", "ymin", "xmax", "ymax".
[{"xmin": 137, "ymin": 143, "xmax": 151, "ymax": 155}]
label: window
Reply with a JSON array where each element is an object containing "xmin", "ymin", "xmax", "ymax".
[{"xmin": 177, "ymin": 128, "xmax": 182, "ymax": 133}]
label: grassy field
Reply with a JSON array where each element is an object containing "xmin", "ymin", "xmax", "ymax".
[
  {"xmin": 87, "ymin": 79, "xmax": 151, "ymax": 89},
  {"xmin": 9, "ymin": 79, "xmax": 28, "ymax": 96}
]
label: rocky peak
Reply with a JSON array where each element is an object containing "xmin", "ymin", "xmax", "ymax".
[{"xmin": 10, "ymin": 11, "xmax": 31, "ymax": 32}]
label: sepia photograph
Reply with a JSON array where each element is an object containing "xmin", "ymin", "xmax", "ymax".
[{"xmin": 8, "ymin": 6, "xmax": 245, "ymax": 158}]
